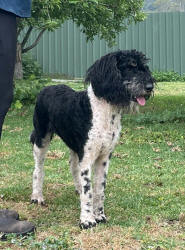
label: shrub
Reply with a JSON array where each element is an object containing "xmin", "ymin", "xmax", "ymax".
[
  {"xmin": 13, "ymin": 76, "xmax": 51, "ymax": 108},
  {"xmin": 152, "ymin": 71, "xmax": 185, "ymax": 82},
  {"xmin": 122, "ymin": 108, "xmax": 185, "ymax": 125},
  {"xmin": 22, "ymin": 54, "xmax": 42, "ymax": 79}
]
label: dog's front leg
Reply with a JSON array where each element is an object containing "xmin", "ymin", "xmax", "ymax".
[
  {"xmin": 93, "ymin": 154, "xmax": 110, "ymax": 223},
  {"xmin": 79, "ymin": 159, "xmax": 96, "ymax": 229}
]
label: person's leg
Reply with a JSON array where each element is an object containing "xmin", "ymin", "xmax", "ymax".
[
  {"xmin": 0, "ymin": 11, "xmax": 36, "ymax": 239},
  {"xmin": 0, "ymin": 9, "xmax": 16, "ymax": 139}
]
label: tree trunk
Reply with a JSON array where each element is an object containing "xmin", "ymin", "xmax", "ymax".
[{"xmin": 14, "ymin": 43, "xmax": 23, "ymax": 80}]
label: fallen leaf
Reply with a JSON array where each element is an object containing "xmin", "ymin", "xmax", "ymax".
[
  {"xmin": 153, "ymin": 157, "xmax": 162, "ymax": 161},
  {"xmin": 0, "ymin": 152, "xmax": 10, "ymax": 158},
  {"xmin": 154, "ymin": 162, "xmax": 162, "ymax": 169},
  {"xmin": 119, "ymin": 141, "xmax": 124, "ymax": 145},
  {"xmin": 134, "ymin": 126, "xmax": 145, "ymax": 130},
  {"xmin": 179, "ymin": 212, "xmax": 185, "ymax": 225},
  {"xmin": 47, "ymin": 150, "xmax": 65, "ymax": 159},
  {"xmin": 167, "ymin": 141, "xmax": 173, "ymax": 147},
  {"xmin": 171, "ymin": 146, "xmax": 182, "ymax": 152},
  {"xmin": 152, "ymin": 148, "xmax": 160, "ymax": 152},
  {"xmin": 9, "ymin": 127, "xmax": 23, "ymax": 132},
  {"xmin": 113, "ymin": 174, "xmax": 122, "ymax": 179},
  {"xmin": 113, "ymin": 152, "xmax": 128, "ymax": 158}
]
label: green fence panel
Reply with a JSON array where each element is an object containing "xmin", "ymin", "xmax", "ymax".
[{"xmin": 29, "ymin": 12, "xmax": 185, "ymax": 78}]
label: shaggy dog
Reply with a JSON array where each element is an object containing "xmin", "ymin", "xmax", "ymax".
[{"xmin": 30, "ymin": 50, "xmax": 155, "ymax": 229}]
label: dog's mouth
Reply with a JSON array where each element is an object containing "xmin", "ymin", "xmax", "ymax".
[
  {"xmin": 133, "ymin": 94, "xmax": 151, "ymax": 106},
  {"xmin": 135, "ymin": 96, "xmax": 146, "ymax": 106},
  {"xmin": 125, "ymin": 80, "xmax": 154, "ymax": 106}
]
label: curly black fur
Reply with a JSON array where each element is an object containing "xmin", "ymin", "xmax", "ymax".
[
  {"xmin": 85, "ymin": 50, "xmax": 155, "ymax": 105},
  {"xmin": 31, "ymin": 85, "xmax": 92, "ymax": 160}
]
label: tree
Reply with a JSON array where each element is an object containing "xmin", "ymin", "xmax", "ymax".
[{"xmin": 15, "ymin": 0, "xmax": 145, "ymax": 79}]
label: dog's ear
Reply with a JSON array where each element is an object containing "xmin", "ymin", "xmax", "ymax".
[
  {"xmin": 85, "ymin": 52, "xmax": 129, "ymax": 105},
  {"xmin": 85, "ymin": 52, "xmax": 120, "ymax": 87}
]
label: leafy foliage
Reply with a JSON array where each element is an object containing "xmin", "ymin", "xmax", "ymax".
[
  {"xmin": 123, "ymin": 108, "xmax": 185, "ymax": 125},
  {"xmin": 22, "ymin": 54, "xmax": 42, "ymax": 79},
  {"xmin": 18, "ymin": 0, "xmax": 145, "ymax": 52},
  {"xmin": 152, "ymin": 71, "xmax": 185, "ymax": 82},
  {"xmin": 63, "ymin": 0, "xmax": 145, "ymax": 45},
  {"xmin": 13, "ymin": 77, "xmax": 50, "ymax": 108}
]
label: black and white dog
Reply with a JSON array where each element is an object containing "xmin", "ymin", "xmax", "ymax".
[{"xmin": 30, "ymin": 50, "xmax": 155, "ymax": 229}]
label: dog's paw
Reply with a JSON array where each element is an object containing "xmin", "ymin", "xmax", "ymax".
[
  {"xmin": 31, "ymin": 194, "xmax": 45, "ymax": 206},
  {"xmin": 79, "ymin": 219, "xmax": 97, "ymax": 229},
  {"xmin": 95, "ymin": 214, "xmax": 107, "ymax": 224}
]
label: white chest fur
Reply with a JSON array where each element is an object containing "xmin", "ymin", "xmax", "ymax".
[{"xmin": 84, "ymin": 85, "xmax": 122, "ymax": 159}]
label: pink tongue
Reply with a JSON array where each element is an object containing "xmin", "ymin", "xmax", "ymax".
[{"xmin": 136, "ymin": 97, "xmax": 146, "ymax": 106}]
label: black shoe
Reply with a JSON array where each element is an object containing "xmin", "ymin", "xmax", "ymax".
[
  {"xmin": 0, "ymin": 212, "xmax": 35, "ymax": 241},
  {"xmin": 0, "ymin": 209, "xmax": 19, "ymax": 220}
]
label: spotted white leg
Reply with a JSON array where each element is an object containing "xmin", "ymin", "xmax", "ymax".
[
  {"xmin": 93, "ymin": 154, "xmax": 110, "ymax": 223},
  {"xmin": 79, "ymin": 157, "xmax": 96, "ymax": 229},
  {"xmin": 69, "ymin": 150, "xmax": 81, "ymax": 194},
  {"xmin": 31, "ymin": 134, "xmax": 51, "ymax": 205}
]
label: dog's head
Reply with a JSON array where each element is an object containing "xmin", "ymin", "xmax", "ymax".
[{"xmin": 85, "ymin": 50, "xmax": 155, "ymax": 106}]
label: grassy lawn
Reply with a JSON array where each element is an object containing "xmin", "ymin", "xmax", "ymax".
[{"xmin": 0, "ymin": 81, "xmax": 185, "ymax": 249}]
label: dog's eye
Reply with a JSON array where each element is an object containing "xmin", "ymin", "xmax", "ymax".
[
  {"xmin": 131, "ymin": 62, "xmax": 137, "ymax": 67},
  {"xmin": 129, "ymin": 59, "xmax": 137, "ymax": 68}
]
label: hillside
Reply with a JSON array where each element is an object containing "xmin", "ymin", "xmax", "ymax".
[{"xmin": 143, "ymin": 0, "xmax": 185, "ymax": 12}]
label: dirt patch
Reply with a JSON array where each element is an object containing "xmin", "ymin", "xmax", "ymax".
[
  {"xmin": 0, "ymin": 151, "xmax": 11, "ymax": 159},
  {"xmin": 74, "ymin": 226, "xmax": 141, "ymax": 250},
  {"xmin": 143, "ymin": 218, "xmax": 185, "ymax": 243}
]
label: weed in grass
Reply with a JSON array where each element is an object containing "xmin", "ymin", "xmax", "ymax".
[{"xmin": 2, "ymin": 231, "xmax": 73, "ymax": 249}]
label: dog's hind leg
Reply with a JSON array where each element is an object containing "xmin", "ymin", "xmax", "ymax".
[
  {"xmin": 31, "ymin": 133, "xmax": 51, "ymax": 205},
  {"xmin": 69, "ymin": 150, "xmax": 81, "ymax": 195},
  {"xmin": 93, "ymin": 154, "xmax": 110, "ymax": 223}
]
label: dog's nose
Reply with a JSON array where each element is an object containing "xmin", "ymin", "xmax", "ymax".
[{"xmin": 145, "ymin": 83, "xmax": 153, "ymax": 92}]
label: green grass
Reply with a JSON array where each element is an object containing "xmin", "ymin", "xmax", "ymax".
[{"xmin": 1, "ymin": 82, "xmax": 185, "ymax": 249}]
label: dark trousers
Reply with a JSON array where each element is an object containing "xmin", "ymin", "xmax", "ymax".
[{"xmin": 0, "ymin": 9, "xmax": 16, "ymax": 138}]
